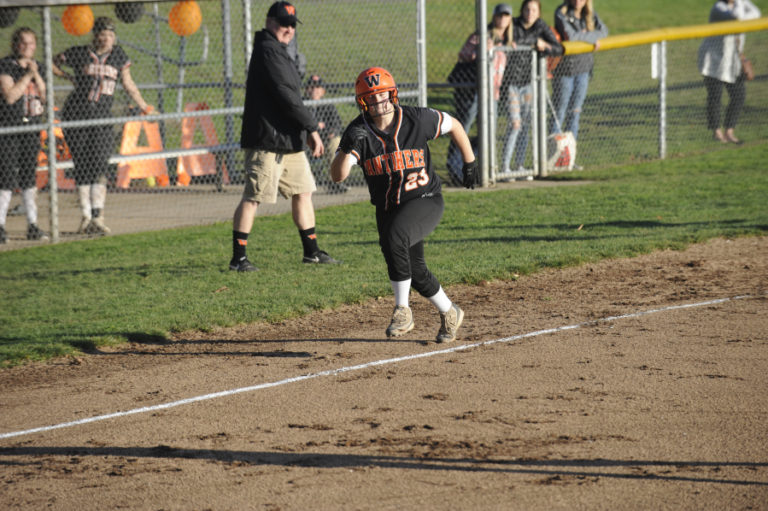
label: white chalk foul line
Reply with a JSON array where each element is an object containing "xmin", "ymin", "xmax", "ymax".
[{"xmin": 0, "ymin": 294, "xmax": 754, "ymax": 441}]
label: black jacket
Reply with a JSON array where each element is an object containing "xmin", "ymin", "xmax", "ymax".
[
  {"xmin": 505, "ymin": 18, "xmax": 563, "ymax": 87},
  {"xmin": 240, "ymin": 29, "xmax": 317, "ymax": 153}
]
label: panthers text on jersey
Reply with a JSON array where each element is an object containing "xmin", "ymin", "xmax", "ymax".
[
  {"xmin": 341, "ymin": 105, "xmax": 450, "ymax": 211},
  {"xmin": 58, "ymin": 45, "xmax": 130, "ymax": 121}
]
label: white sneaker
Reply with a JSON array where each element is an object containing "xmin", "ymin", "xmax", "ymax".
[
  {"xmin": 85, "ymin": 217, "xmax": 111, "ymax": 235},
  {"xmin": 77, "ymin": 216, "xmax": 92, "ymax": 234},
  {"xmin": 386, "ymin": 305, "xmax": 414, "ymax": 338},
  {"xmin": 496, "ymin": 169, "xmax": 514, "ymax": 182},
  {"xmin": 436, "ymin": 303, "xmax": 464, "ymax": 343}
]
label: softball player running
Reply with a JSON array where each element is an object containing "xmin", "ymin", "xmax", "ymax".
[{"xmin": 331, "ymin": 67, "xmax": 477, "ymax": 342}]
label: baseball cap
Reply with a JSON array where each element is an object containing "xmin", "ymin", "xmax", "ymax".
[
  {"xmin": 93, "ymin": 16, "xmax": 116, "ymax": 34},
  {"xmin": 267, "ymin": 1, "xmax": 301, "ymax": 26},
  {"xmin": 493, "ymin": 3, "xmax": 513, "ymax": 16}
]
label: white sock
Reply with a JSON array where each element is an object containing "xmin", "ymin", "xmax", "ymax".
[
  {"xmin": 0, "ymin": 189, "xmax": 11, "ymax": 226},
  {"xmin": 22, "ymin": 187, "xmax": 38, "ymax": 225},
  {"xmin": 77, "ymin": 185, "xmax": 91, "ymax": 218},
  {"xmin": 91, "ymin": 183, "xmax": 107, "ymax": 211},
  {"xmin": 390, "ymin": 279, "xmax": 411, "ymax": 307},
  {"xmin": 427, "ymin": 286, "xmax": 452, "ymax": 313}
]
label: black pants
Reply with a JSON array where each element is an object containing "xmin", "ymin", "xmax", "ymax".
[
  {"xmin": 704, "ymin": 75, "xmax": 746, "ymax": 131},
  {"xmin": 0, "ymin": 130, "xmax": 39, "ymax": 190},
  {"xmin": 376, "ymin": 195, "xmax": 444, "ymax": 299},
  {"xmin": 64, "ymin": 124, "xmax": 114, "ymax": 185}
]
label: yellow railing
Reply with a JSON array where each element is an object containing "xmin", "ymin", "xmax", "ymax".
[{"xmin": 563, "ymin": 17, "xmax": 768, "ymax": 55}]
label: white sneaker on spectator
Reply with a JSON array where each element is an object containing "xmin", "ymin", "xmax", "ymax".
[{"xmin": 496, "ymin": 169, "xmax": 515, "ymax": 182}]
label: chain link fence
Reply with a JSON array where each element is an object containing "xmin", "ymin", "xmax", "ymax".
[
  {"xmin": 0, "ymin": 1, "xmax": 766, "ymax": 247},
  {"xmin": 485, "ymin": 21, "xmax": 768, "ymax": 181},
  {"xmin": 0, "ymin": 0, "xmax": 422, "ymax": 244}
]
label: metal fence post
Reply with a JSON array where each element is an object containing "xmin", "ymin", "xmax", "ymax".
[
  {"xmin": 243, "ymin": 0, "xmax": 252, "ymax": 71},
  {"xmin": 488, "ymin": 50, "xmax": 496, "ymax": 177},
  {"xmin": 529, "ymin": 50, "xmax": 539, "ymax": 176},
  {"xmin": 659, "ymin": 40, "xmax": 667, "ymax": 160},
  {"xmin": 221, "ymin": 0, "xmax": 235, "ymax": 192},
  {"xmin": 417, "ymin": 0, "xmax": 427, "ymax": 107},
  {"xmin": 42, "ymin": 6, "xmax": 58, "ymax": 242},
  {"xmin": 537, "ymin": 54, "xmax": 548, "ymax": 178},
  {"xmin": 476, "ymin": 0, "xmax": 489, "ymax": 186}
]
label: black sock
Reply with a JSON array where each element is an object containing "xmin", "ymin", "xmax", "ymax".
[
  {"xmin": 233, "ymin": 230, "xmax": 249, "ymax": 261},
  {"xmin": 299, "ymin": 227, "xmax": 319, "ymax": 257}
]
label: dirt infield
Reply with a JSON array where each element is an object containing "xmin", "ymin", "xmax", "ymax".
[{"xmin": 1, "ymin": 236, "xmax": 767, "ymax": 510}]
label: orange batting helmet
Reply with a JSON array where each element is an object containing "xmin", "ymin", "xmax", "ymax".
[{"xmin": 355, "ymin": 67, "xmax": 399, "ymax": 112}]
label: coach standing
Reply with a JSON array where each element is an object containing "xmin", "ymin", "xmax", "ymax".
[{"xmin": 231, "ymin": 1, "xmax": 340, "ymax": 271}]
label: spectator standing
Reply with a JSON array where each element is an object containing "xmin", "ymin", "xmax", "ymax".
[
  {"xmin": 499, "ymin": 0, "xmax": 562, "ymax": 178},
  {"xmin": 446, "ymin": 3, "xmax": 512, "ymax": 184},
  {"xmin": 552, "ymin": 0, "xmax": 608, "ymax": 147},
  {"xmin": 331, "ymin": 67, "xmax": 478, "ymax": 343},
  {"xmin": 53, "ymin": 17, "xmax": 152, "ymax": 236},
  {"xmin": 232, "ymin": 1, "xmax": 339, "ymax": 271},
  {"xmin": 0, "ymin": 27, "xmax": 48, "ymax": 243},
  {"xmin": 698, "ymin": 0, "xmax": 761, "ymax": 144},
  {"xmin": 304, "ymin": 74, "xmax": 347, "ymax": 193}
]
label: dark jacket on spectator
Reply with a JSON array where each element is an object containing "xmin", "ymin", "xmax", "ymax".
[
  {"xmin": 240, "ymin": 29, "xmax": 318, "ymax": 153},
  {"xmin": 505, "ymin": 17, "xmax": 563, "ymax": 87}
]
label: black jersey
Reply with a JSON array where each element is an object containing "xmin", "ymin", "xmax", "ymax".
[
  {"xmin": 341, "ymin": 105, "xmax": 447, "ymax": 210},
  {"xmin": 0, "ymin": 56, "xmax": 45, "ymax": 126},
  {"xmin": 58, "ymin": 45, "xmax": 130, "ymax": 121}
]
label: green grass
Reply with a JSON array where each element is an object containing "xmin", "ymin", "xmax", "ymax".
[
  {"xmin": 2, "ymin": 2, "xmax": 767, "ymax": 367},
  {"xmin": 2, "ymin": 143, "xmax": 767, "ymax": 367}
]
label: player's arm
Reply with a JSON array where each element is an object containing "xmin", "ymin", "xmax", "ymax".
[
  {"xmin": 0, "ymin": 72, "xmax": 21, "ymax": 104},
  {"xmin": 120, "ymin": 66, "xmax": 151, "ymax": 114},
  {"xmin": 331, "ymin": 124, "xmax": 367, "ymax": 183},
  {"xmin": 51, "ymin": 51, "xmax": 72, "ymax": 81},
  {"xmin": 1, "ymin": 60, "xmax": 43, "ymax": 105},
  {"xmin": 330, "ymin": 151, "xmax": 354, "ymax": 183},
  {"xmin": 445, "ymin": 114, "xmax": 474, "ymax": 164}
]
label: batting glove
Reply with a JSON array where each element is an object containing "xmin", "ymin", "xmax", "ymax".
[
  {"xmin": 462, "ymin": 160, "xmax": 478, "ymax": 189},
  {"xmin": 339, "ymin": 125, "xmax": 368, "ymax": 154}
]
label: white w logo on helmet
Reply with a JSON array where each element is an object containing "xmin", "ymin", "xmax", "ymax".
[{"xmin": 364, "ymin": 74, "xmax": 381, "ymax": 87}]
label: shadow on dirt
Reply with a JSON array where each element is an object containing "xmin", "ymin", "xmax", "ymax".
[{"xmin": 1, "ymin": 446, "xmax": 767, "ymax": 486}]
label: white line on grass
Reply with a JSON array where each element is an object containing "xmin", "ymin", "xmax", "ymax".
[{"xmin": 0, "ymin": 294, "xmax": 754, "ymax": 441}]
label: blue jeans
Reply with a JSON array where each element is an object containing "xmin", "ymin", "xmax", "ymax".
[
  {"xmin": 551, "ymin": 72, "xmax": 590, "ymax": 140},
  {"xmin": 447, "ymin": 91, "xmax": 478, "ymax": 182},
  {"xmin": 501, "ymin": 84, "xmax": 533, "ymax": 171}
]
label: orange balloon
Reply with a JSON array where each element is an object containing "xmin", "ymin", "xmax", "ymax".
[
  {"xmin": 169, "ymin": 1, "xmax": 202, "ymax": 37},
  {"xmin": 61, "ymin": 5, "xmax": 94, "ymax": 36}
]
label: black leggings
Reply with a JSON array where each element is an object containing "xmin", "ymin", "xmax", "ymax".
[
  {"xmin": 0, "ymin": 131, "xmax": 39, "ymax": 190},
  {"xmin": 376, "ymin": 195, "xmax": 444, "ymax": 299},
  {"xmin": 704, "ymin": 75, "xmax": 746, "ymax": 131}
]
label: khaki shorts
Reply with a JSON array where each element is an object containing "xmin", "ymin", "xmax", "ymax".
[{"xmin": 242, "ymin": 149, "xmax": 316, "ymax": 203}]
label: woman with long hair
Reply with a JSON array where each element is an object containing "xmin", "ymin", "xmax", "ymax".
[
  {"xmin": 446, "ymin": 3, "xmax": 512, "ymax": 184},
  {"xmin": 0, "ymin": 27, "xmax": 48, "ymax": 243},
  {"xmin": 552, "ymin": 0, "xmax": 607, "ymax": 148},
  {"xmin": 53, "ymin": 17, "xmax": 152, "ymax": 235},
  {"xmin": 499, "ymin": 0, "xmax": 562, "ymax": 177}
]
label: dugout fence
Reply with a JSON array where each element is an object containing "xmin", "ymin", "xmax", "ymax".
[
  {"xmin": 0, "ymin": 1, "xmax": 766, "ymax": 247},
  {"xmin": 0, "ymin": 0, "xmax": 425, "ymax": 244}
]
